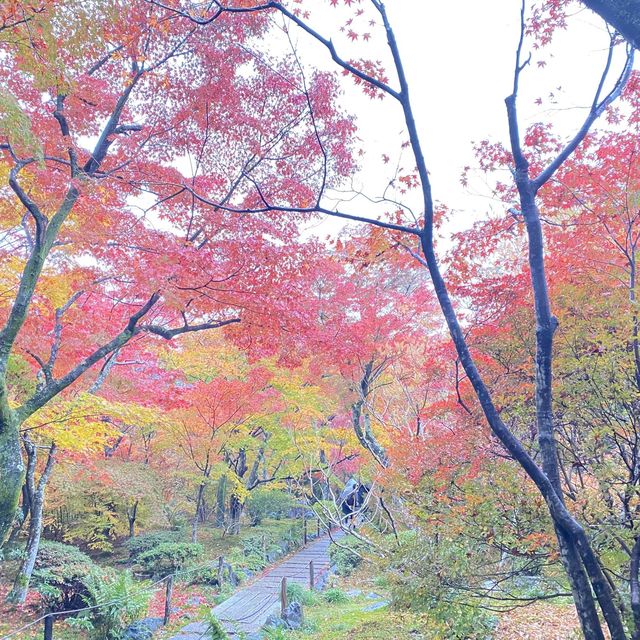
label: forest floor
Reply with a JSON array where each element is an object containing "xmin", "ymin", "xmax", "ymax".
[
  {"xmin": 281, "ymin": 566, "xmax": 582, "ymax": 640},
  {"xmin": 0, "ymin": 522, "xmax": 582, "ymax": 640},
  {"xmin": 495, "ymin": 603, "xmax": 580, "ymax": 640}
]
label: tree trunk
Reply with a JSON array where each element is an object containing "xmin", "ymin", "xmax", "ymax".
[
  {"xmin": 0, "ymin": 424, "xmax": 25, "ymax": 545},
  {"xmin": 631, "ymin": 537, "xmax": 640, "ymax": 640},
  {"xmin": 225, "ymin": 449, "xmax": 249, "ymax": 535},
  {"xmin": 127, "ymin": 499, "xmax": 138, "ymax": 538},
  {"xmin": 191, "ymin": 483, "xmax": 206, "ymax": 544},
  {"xmin": 215, "ymin": 476, "xmax": 226, "ymax": 528},
  {"xmin": 228, "ymin": 494, "xmax": 243, "ymax": 535},
  {"xmin": 5, "ymin": 474, "xmax": 33, "ymax": 548},
  {"xmin": 582, "ymin": 0, "xmax": 640, "ymax": 50},
  {"xmin": 519, "ymin": 195, "xmax": 613, "ymax": 640},
  {"xmin": 199, "ymin": 496, "xmax": 209, "ymax": 523},
  {"xmin": 6, "ymin": 441, "xmax": 56, "ymax": 603},
  {"xmin": 351, "ymin": 362, "xmax": 388, "ymax": 468}
]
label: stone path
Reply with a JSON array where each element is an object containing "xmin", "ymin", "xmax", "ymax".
[{"xmin": 170, "ymin": 531, "xmax": 341, "ymax": 639}]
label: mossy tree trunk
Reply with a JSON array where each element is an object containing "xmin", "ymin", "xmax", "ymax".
[
  {"xmin": 127, "ymin": 499, "xmax": 139, "ymax": 538},
  {"xmin": 192, "ymin": 482, "xmax": 206, "ymax": 543},
  {"xmin": 215, "ymin": 475, "xmax": 227, "ymax": 528},
  {"xmin": 0, "ymin": 423, "xmax": 24, "ymax": 545},
  {"xmin": 228, "ymin": 494, "xmax": 243, "ymax": 536},
  {"xmin": 6, "ymin": 439, "xmax": 56, "ymax": 603}
]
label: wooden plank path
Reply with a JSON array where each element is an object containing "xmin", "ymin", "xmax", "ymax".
[{"xmin": 170, "ymin": 531, "xmax": 342, "ymax": 639}]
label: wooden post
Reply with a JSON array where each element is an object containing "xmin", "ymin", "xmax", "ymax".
[
  {"xmin": 43, "ymin": 615, "xmax": 54, "ymax": 640},
  {"xmin": 218, "ymin": 555, "xmax": 224, "ymax": 586},
  {"xmin": 309, "ymin": 560, "xmax": 315, "ymax": 590},
  {"xmin": 303, "ymin": 515, "xmax": 308, "ymax": 545},
  {"xmin": 316, "ymin": 517, "xmax": 320, "ymax": 537},
  {"xmin": 280, "ymin": 577, "xmax": 288, "ymax": 616},
  {"xmin": 163, "ymin": 575, "xmax": 174, "ymax": 625}
]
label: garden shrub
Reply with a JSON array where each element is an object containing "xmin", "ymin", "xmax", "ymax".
[
  {"xmin": 136, "ymin": 542, "xmax": 202, "ymax": 577},
  {"xmin": 124, "ymin": 530, "xmax": 184, "ymax": 560},
  {"xmin": 262, "ymin": 627, "xmax": 289, "ymax": 640},
  {"xmin": 240, "ymin": 533, "xmax": 268, "ymax": 556},
  {"xmin": 246, "ymin": 489, "xmax": 296, "ymax": 525},
  {"xmin": 32, "ymin": 541, "xmax": 98, "ymax": 611},
  {"xmin": 328, "ymin": 535, "xmax": 367, "ymax": 576},
  {"xmin": 422, "ymin": 601, "xmax": 498, "ymax": 640},
  {"xmin": 286, "ymin": 582, "xmax": 317, "ymax": 606},
  {"xmin": 188, "ymin": 564, "xmax": 220, "ymax": 586},
  {"xmin": 237, "ymin": 522, "xmax": 302, "ymax": 570},
  {"xmin": 35, "ymin": 539, "xmax": 94, "ymax": 567},
  {"xmin": 226, "ymin": 548, "xmax": 265, "ymax": 579},
  {"xmin": 386, "ymin": 532, "xmax": 497, "ymax": 640},
  {"xmin": 213, "ymin": 583, "xmax": 235, "ymax": 604},
  {"xmin": 323, "ymin": 588, "xmax": 348, "ymax": 604},
  {"xmin": 243, "ymin": 550, "xmax": 267, "ymax": 571}
]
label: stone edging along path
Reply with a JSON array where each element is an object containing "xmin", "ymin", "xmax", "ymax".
[{"xmin": 170, "ymin": 531, "xmax": 343, "ymax": 639}]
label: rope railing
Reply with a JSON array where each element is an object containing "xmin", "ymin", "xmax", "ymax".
[
  {"xmin": 0, "ymin": 558, "xmax": 220, "ymax": 640},
  {"xmin": 1, "ymin": 514, "xmax": 333, "ymax": 639}
]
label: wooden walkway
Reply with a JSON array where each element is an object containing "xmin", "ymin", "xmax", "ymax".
[{"xmin": 170, "ymin": 531, "xmax": 341, "ymax": 639}]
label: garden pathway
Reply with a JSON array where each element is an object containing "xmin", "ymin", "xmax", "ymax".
[{"xmin": 169, "ymin": 530, "xmax": 343, "ymax": 639}]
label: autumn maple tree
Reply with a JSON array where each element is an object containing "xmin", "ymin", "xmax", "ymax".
[
  {"xmin": 5, "ymin": 0, "xmax": 640, "ymax": 637},
  {"xmin": 138, "ymin": 1, "xmax": 640, "ymax": 638},
  {"xmin": 0, "ymin": 0, "xmax": 354, "ymax": 552}
]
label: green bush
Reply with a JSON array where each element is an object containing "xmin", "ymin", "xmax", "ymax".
[
  {"xmin": 124, "ymin": 530, "xmax": 184, "ymax": 560},
  {"xmin": 35, "ymin": 540, "xmax": 94, "ymax": 567},
  {"xmin": 79, "ymin": 569, "xmax": 151, "ymax": 640},
  {"xmin": 240, "ymin": 533, "xmax": 268, "ymax": 556},
  {"xmin": 245, "ymin": 550, "xmax": 267, "ymax": 571},
  {"xmin": 236, "ymin": 522, "xmax": 303, "ymax": 571},
  {"xmin": 136, "ymin": 542, "xmax": 203, "ymax": 577},
  {"xmin": 423, "ymin": 601, "xmax": 498, "ymax": 640},
  {"xmin": 286, "ymin": 582, "xmax": 317, "ymax": 606},
  {"xmin": 328, "ymin": 536, "xmax": 366, "ymax": 576},
  {"xmin": 0, "ymin": 542, "xmax": 25, "ymax": 562},
  {"xmin": 323, "ymin": 588, "xmax": 348, "ymax": 604},
  {"xmin": 387, "ymin": 532, "xmax": 497, "ymax": 640},
  {"xmin": 32, "ymin": 541, "xmax": 98, "ymax": 611},
  {"xmin": 188, "ymin": 564, "xmax": 220, "ymax": 586},
  {"xmin": 263, "ymin": 627, "xmax": 289, "ymax": 640},
  {"xmin": 246, "ymin": 490, "xmax": 296, "ymax": 525}
]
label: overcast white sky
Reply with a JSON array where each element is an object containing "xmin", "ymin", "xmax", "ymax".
[{"xmin": 289, "ymin": 0, "xmax": 633, "ymax": 239}]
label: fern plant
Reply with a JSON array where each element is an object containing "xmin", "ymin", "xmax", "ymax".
[
  {"xmin": 201, "ymin": 609, "xmax": 229, "ymax": 640},
  {"xmin": 82, "ymin": 569, "xmax": 151, "ymax": 640}
]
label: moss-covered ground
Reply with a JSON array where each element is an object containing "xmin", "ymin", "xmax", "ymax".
[{"xmin": 269, "ymin": 563, "xmax": 580, "ymax": 640}]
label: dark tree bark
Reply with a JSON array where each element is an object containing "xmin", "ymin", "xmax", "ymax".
[
  {"xmin": 0, "ymin": 420, "xmax": 24, "ymax": 545},
  {"xmin": 191, "ymin": 482, "xmax": 207, "ymax": 543},
  {"xmin": 228, "ymin": 448, "xmax": 247, "ymax": 535},
  {"xmin": 631, "ymin": 536, "xmax": 640, "ymax": 640},
  {"xmin": 127, "ymin": 499, "xmax": 139, "ymax": 538},
  {"xmin": 351, "ymin": 361, "xmax": 389, "ymax": 468},
  {"xmin": 228, "ymin": 493, "xmax": 243, "ymax": 535},
  {"xmin": 4, "ymin": 459, "xmax": 34, "ymax": 548},
  {"xmin": 215, "ymin": 475, "xmax": 227, "ymax": 528},
  {"xmin": 583, "ymin": 0, "xmax": 640, "ymax": 50}
]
